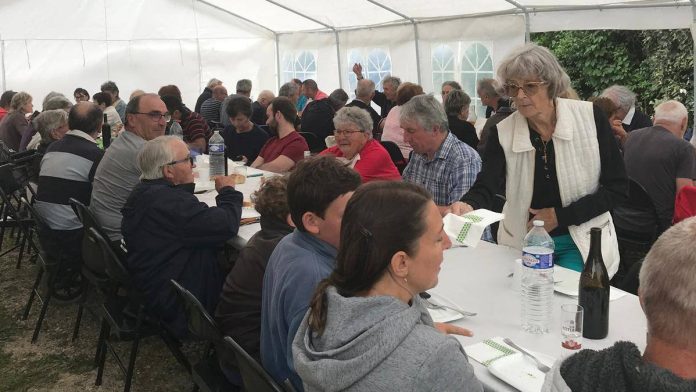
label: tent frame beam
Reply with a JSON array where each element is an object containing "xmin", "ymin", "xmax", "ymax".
[
  {"xmin": 367, "ymin": 0, "xmax": 421, "ymax": 84},
  {"xmin": 503, "ymin": 0, "xmax": 530, "ymax": 42},
  {"xmin": 264, "ymin": 0, "xmax": 344, "ymax": 87}
]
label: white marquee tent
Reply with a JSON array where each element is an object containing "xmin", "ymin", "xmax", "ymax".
[{"xmin": 0, "ymin": 0, "xmax": 694, "ymax": 114}]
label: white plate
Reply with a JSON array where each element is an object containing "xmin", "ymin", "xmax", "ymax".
[
  {"xmin": 488, "ymin": 351, "xmax": 555, "ymax": 392},
  {"xmin": 242, "ymin": 207, "xmax": 261, "ymax": 219},
  {"xmin": 553, "ymin": 266, "xmax": 628, "ymax": 301}
]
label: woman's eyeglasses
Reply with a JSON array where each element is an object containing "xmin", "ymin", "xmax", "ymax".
[
  {"xmin": 503, "ymin": 81, "xmax": 547, "ymax": 97},
  {"xmin": 334, "ymin": 129, "xmax": 363, "ymax": 137}
]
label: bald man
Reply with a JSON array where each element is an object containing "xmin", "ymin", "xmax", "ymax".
[
  {"xmin": 251, "ymin": 90, "xmax": 275, "ymax": 126},
  {"xmin": 346, "ymin": 78, "xmax": 381, "ymax": 135}
]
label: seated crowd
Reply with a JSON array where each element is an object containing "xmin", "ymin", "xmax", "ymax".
[{"xmin": 0, "ymin": 41, "xmax": 694, "ymax": 391}]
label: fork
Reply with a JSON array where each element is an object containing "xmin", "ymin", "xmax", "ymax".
[
  {"xmin": 422, "ymin": 298, "xmax": 477, "ymax": 317},
  {"xmin": 502, "ymin": 338, "xmax": 551, "ymax": 373}
]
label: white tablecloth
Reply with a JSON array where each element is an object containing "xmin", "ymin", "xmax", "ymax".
[
  {"xmin": 194, "ymin": 162, "xmax": 271, "ymax": 246},
  {"xmin": 433, "ymin": 242, "xmax": 647, "ymax": 391}
]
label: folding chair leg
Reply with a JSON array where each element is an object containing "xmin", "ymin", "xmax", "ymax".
[
  {"xmin": 123, "ymin": 316, "xmax": 144, "ymax": 392},
  {"xmin": 161, "ymin": 331, "xmax": 192, "ymax": 374},
  {"xmin": 95, "ymin": 320, "xmax": 109, "ymax": 385},
  {"xmin": 21, "ymin": 266, "xmax": 44, "ymax": 320},
  {"xmin": 16, "ymin": 228, "xmax": 27, "ymax": 269},
  {"xmin": 31, "ymin": 276, "xmax": 54, "ymax": 343},
  {"xmin": 72, "ymin": 304, "xmax": 84, "ymax": 341}
]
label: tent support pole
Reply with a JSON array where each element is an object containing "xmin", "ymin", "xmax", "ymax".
[
  {"xmin": 366, "ymin": 1, "xmax": 421, "ymax": 83},
  {"xmin": 0, "ymin": 34, "xmax": 5, "ymax": 92},
  {"xmin": 275, "ymin": 33, "xmax": 281, "ymax": 91},
  {"xmin": 503, "ymin": 0, "xmax": 530, "ymax": 42},
  {"xmin": 335, "ymin": 31, "xmax": 343, "ymax": 88}
]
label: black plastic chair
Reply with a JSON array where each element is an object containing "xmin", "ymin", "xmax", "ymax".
[
  {"xmin": 88, "ymin": 227, "xmax": 191, "ymax": 392},
  {"xmin": 171, "ymin": 279, "xmax": 241, "ymax": 392},
  {"xmin": 298, "ymin": 132, "xmax": 323, "ymax": 153},
  {"xmin": 68, "ymin": 197, "xmax": 114, "ymax": 342},
  {"xmin": 379, "ymin": 140, "xmax": 408, "ymax": 174},
  {"xmin": 19, "ymin": 197, "xmax": 82, "ymax": 343},
  {"xmin": 611, "ymin": 178, "xmax": 660, "ymax": 283},
  {"xmin": 222, "ymin": 336, "xmax": 296, "ymax": 392},
  {"xmin": 0, "ymin": 163, "xmax": 37, "ymax": 267}
]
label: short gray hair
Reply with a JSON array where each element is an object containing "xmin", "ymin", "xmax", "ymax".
[
  {"xmin": 10, "ymin": 92, "xmax": 32, "ymax": 111},
  {"xmin": 356, "ymin": 79, "xmax": 375, "ymax": 100},
  {"xmin": 236, "ymin": 79, "xmax": 252, "ymax": 93},
  {"xmin": 477, "ymin": 78, "xmax": 500, "ymax": 98},
  {"xmin": 497, "ymin": 43, "xmax": 570, "ymax": 100},
  {"xmin": 34, "ymin": 109, "xmax": 68, "ymax": 144},
  {"xmin": 654, "ymin": 100, "xmax": 687, "ymax": 124},
  {"xmin": 329, "ymin": 89, "xmax": 349, "ymax": 111},
  {"xmin": 400, "ymin": 94, "xmax": 448, "ymax": 133},
  {"xmin": 279, "ymin": 82, "xmax": 298, "ymax": 98},
  {"xmin": 44, "ymin": 95, "xmax": 73, "ymax": 111},
  {"xmin": 601, "ymin": 85, "xmax": 636, "ymax": 113},
  {"xmin": 639, "ymin": 217, "xmax": 696, "ymax": 349},
  {"xmin": 383, "ymin": 76, "xmax": 401, "ymax": 90},
  {"xmin": 441, "ymin": 81, "xmax": 462, "ymax": 91},
  {"xmin": 333, "ymin": 106, "xmax": 374, "ymax": 138},
  {"xmin": 137, "ymin": 136, "xmax": 178, "ymax": 180},
  {"xmin": 207, "ymin": 78, "xmax": 223, "ymax": 88},
  {"xmin": 444, "ymin": 89, "xmax": 471, "ymax": 117}
]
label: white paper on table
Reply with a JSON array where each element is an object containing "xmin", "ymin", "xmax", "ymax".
[
  {"xmin": 464, "ymin": 337, "xmax": 519, "ymax": 367},
  {"xmin": 444, "ymin": 209, "xmax": 504, "ymax": 248},
  {"xmin": 553, "ymin": 266, "xmax": 628, "ymax": 301}
]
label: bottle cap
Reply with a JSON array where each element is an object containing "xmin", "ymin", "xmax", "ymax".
[{"xmin": 533, "ymin": 220, "xmax": 544, "ymax": 227}]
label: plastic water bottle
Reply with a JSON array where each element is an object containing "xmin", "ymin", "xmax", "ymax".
[
  {"xmin": 520, "ymin": 220, "xmax": 555, "ymax": 334},
  {"xmin": 208, "ymin": 130, "xmax": 225, "ymax": 180}
]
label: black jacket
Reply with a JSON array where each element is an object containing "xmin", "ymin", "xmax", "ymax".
[
  {"xmin": 121, "ymin": 178, "xmax": 243, "ymax": 337},
  {"xmin": 300, "ymin": 99, "xmax": 335, "ymax": 149}
]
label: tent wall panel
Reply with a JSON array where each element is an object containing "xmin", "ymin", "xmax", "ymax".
[
  {"xmin": 278, "ymin": 32, "xmax": 339, "ymax": 91},
  {"xmin": 530, "ymin": 7, "xmax": 694, "ymax": 32}
]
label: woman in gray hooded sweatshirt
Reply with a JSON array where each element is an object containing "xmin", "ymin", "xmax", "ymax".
[{"xmin": 292, "ymin": 181, "xmax": 483, "ymax": 392}]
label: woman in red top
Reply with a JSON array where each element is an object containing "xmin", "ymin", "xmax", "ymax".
[{"xmin": 320, "ymin": 106, "xmax": 401, "ymax": 183}]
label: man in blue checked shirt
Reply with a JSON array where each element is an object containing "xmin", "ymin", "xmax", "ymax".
[{"xmin": 401, "ymin": 94, "xmax": 482, "ymax": 216}]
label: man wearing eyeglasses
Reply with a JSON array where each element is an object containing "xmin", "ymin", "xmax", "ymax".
[
  {"xmin": 90, "ymin": 93, "xmax": 167, "ymax": 252},
  {"xmin": 122, "ymin": 135, "xmax": 242, "ymax": 338}
]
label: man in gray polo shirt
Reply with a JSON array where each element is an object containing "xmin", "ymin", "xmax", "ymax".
[{"xmin": 90, "ymin": 93, "xmax": 167, "ymax": 248}]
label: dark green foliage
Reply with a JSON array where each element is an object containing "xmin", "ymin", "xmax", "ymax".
[{"xmin": 532, "ymin": 29, "xmax": 693, "ymax": 124}]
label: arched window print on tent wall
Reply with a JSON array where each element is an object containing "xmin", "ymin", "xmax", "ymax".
[
  {"xmin": 282, "ymin": 51, "xmax": 317, "ymax": 83},
  {"xmin": 431, "ymin": 44, "xmax": 455, "ymax": 93},
  {"xmin": 461, "ymin": 43, "xmax": 494, "ymax": 118},
  {"xmin": 347, "ymin": 48, "xmax": 392, "ymax": 99}
]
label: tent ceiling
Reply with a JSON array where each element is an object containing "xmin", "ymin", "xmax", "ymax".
[{"xmin": 202, "ymin": 0, "xmax": 692, "ymax": 34}]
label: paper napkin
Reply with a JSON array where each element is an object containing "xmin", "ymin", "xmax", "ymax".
[{"xmin": 444, "ymin": 209, "xmax": 504, "ymax": 247}]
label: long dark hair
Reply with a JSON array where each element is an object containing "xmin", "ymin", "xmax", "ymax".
[{"xmin": 307, "ymin": 181, "xmax": 432, "ymax": 335}]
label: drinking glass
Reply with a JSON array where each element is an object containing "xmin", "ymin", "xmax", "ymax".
[
  {"xmin": 233, "ymin": 164, "xmax": 247, "ymax": 184},
  {"xmin": 561, "ymin": 304, "xmax": 583, "ymax": 354}
]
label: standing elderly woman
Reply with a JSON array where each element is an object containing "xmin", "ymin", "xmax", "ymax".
[
  {"xmin": 29, "ymin": 109, "xmax": 69, "ymax": 153},
  {"xmin": 320, "ymin": 106, "xmax": 400, "ymax": 182},
  {"xmin": 293, "ymin": 181, "xmax": 483, "ymax": 392},
  {"xmin": 452, "ymin": 43, "xmax": 627, "ymax": 276},
  {"xmin": 0, "ymin": 91, "xmax": 33, "ymax": 150},
  {"xmin": 445, "ymin": 89, "xmax": 479, "ymax": 150}
]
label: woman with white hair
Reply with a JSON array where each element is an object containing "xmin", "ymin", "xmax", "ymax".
[
  {"xmin": 29, "ymin": 109, "xmax": 69, "ymax": 152},
  {"xmin": 0, "ymin": 91, "xmax": 33, "ymax": 150},
  {"xmin": 453, "ymin": 43, "xmax": 628, "ymax": 276},
  {"xmin": 319, "ymin": 106, "xmax": 400, "ymax": 182}
]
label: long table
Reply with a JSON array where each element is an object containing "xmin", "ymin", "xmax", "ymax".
[
  {"xmin": 194, "ymin": 163, "xmax": 271, "ymax": 247},
  {"xmin": 433, "ymin": 242, "xmax": 647, "ymax": 391}
]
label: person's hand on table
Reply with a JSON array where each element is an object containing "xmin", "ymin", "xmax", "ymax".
[
  {"xmin": 214, "ymin": 175, "xmax": 236, "ymax": 192},
  {"xmin": 528, "ymin": 208, "xmax": 558, "ymax": 232},
  {"xmin": 434, "ymin": 322, "xmax": 473, "ymax": 337},
  {"xmin": 450, "ymin": 201, "xmax": 474, "ymax": 216}
]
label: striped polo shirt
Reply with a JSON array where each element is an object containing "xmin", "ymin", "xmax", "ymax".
[{"xmin": 34, "ymin": 130, "xmax": 104, "ymax": 230}]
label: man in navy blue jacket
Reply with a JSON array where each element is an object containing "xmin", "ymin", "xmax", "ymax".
[{"xmin": 121, "ymin": 135, "xmax": 242, "ymax": 337}]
